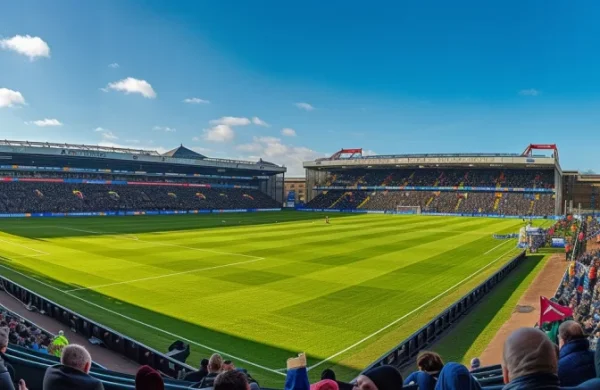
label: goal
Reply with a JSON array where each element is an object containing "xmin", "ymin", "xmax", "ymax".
[{"xmin": 395, "ymin": 205, "xmax": 422, "ymax": 214}]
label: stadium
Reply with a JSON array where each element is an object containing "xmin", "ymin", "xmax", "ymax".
[{"xmin": 1, "ymin": 139, "xmax": 600, "ymax": 389}]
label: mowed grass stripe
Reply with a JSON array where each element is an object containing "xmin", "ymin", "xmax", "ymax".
[{"xmin": 0, "ymin": 213, "xmax": 534, "ymax": 386}]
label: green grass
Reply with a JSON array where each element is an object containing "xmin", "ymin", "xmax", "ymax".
[{"xmin": 0, "ymin": 212, "xmax": 549, "ymax": 386}]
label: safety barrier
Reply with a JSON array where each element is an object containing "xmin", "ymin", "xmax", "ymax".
[
  {"xmin": 0, "ymin": 208, "xmax": 281, "ymax": 218},
  {"xmin": 0, "ymin": 277, "xmax": 195, "ymax": 378},
  {"xmin": 361, "ymin": 251, "xmax": 526, "ymax": 373}
]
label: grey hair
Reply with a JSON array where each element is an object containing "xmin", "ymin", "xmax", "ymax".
[{"xmin": 61, "ymin": 344, "xmax": 92, "ymax": 373}]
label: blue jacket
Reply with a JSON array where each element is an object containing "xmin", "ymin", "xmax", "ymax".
[
  {"xmin": 404, "ymin": 371, "xmax": 437, "ymax": 390},
  {"xmin": 558, "ymin": 338, "xmax": 596, "ymax": 387},
  {"xmin": 434, "ymin": 363, "xmax": 481, "ymax": 390},
  {"xmin": 503, "ymin": 373, "xmax": 561, "ymax": 390}
]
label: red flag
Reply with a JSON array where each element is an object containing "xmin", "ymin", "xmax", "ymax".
[{"xmin": 540, "ymin": 296, "xmax": 573, "ymax": 326}]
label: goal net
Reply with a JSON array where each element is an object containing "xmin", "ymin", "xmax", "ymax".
[{"xmin": 396, "ymin": 205, "xmax": 422, "ymax": 214}]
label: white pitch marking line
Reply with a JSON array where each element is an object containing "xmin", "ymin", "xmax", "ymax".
[
  {"xmin": 56, "ymin": 226, "xmax": 264, "ymax": 260},
  {"xmin": 0, "ymin": 263, "xmax": 286, "ymax": 377},
  {"xmin": 307, "ymin": 246, "xmax": 520, "ymax": 372},
  {"xmin": 65, "ymin": 257, "xmax": 264, "ymax": 293},
  {"xmin": 484, "ymin": 238, "xmax": 512, "ymax": 255},
  {"xmin": 0, "ymin": 238, "xmax": 49, "ymax": 255}
]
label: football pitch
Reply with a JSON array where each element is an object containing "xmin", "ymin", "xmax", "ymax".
[{"xmin": 0, "ymin": 212, "xmax": 547, "ymax": 384}]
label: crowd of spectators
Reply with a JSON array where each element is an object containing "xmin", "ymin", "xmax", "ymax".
[
  {"xmin": 308, "ymin": 190, "xmax": 555, "ymax": 216},
  {"xmin": 0, "ymin": 183, "xmax": 279, "ymax": 213},
  {"xmin": 0, "ymin": 169, "xmax": 258, "ymax": 188},
  {"xmin": 326, "ymin": 169, "xmax": 555, "ymax": 189},
  {"xmin": 0, "ymin": 309, "xmax": 54, "ymax": 356}
]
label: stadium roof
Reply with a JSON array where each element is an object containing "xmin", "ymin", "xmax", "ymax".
[
  {"xmin": 163, "ymin": 145, "xmax": 206, "ymax": 159},
  {"xmin": 0, "ymin": 140, "xmax": 162, "ymax": 156}
]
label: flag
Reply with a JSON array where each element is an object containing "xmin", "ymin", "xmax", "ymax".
[{"xmin": 539, "ymin": 296, "xmax": 572, "ymax": 326}]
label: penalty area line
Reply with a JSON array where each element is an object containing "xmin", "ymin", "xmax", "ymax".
[
  {"xmin": 307, "ymin": 246, "xmax": 520, "ymax": 372},
  {"xmin": 64, "ymin": 257, "xmax": 265, "ymax": 293},
  {"xmin": 0, "ymin": 263, "xmax": 286, "ymax": 377},
  {"xmin": 483, "ymin": 238, "xmax": 513, "ymax": 255}
]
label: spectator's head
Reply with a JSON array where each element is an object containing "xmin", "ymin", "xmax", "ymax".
[
  {"xmin": 435, "ymin": 363, "xmax": 480, "ymax": 390},
  {"xmin": 61, "ymin": 344, "xmax": 93, "ymax": 374},
  {"xmin": 209, "ymin": 353, "xmax": 224, "ymax": 373},
  {"xmin": 311, "ymin": 380, "xmax": 339, "ymax": 390},
  {"xmin": 321, "ymin": 368, "xmax": 336, "ymax": 381},
  {"xmin": 416, "ymin": 351, "xmax": 444, "ymax": 373},
  {"xmin": 0, "ymin": 327, "xmax": 8, "ymax": 353},
  {"xmin": 502, "ymin": 328, "xmax": 557, "ymax": 384},
  {"xmin": 558, "ymin": 320, "xmax": 585, "ymax": 349},
  {"xmin": 214, "ymin": 369, "xmax": 250, "ymax": 390},
  {"xmin": 469, "ymin": 357, "xmax": 480, "ymax": 371},
  {"xmin": 222, "ymin": 360, "xmax": 235, "ymax": 372},
  {"xmin": 200, "ymin": 358, "xmax": 209, "ymax": 371},
  {"xmin": 135, "ymin": 365, "xmax": 164, "ymax": 390},
  {"xmin": 354, "ymin": 365, "xmax": 403, "ymax": 390}
]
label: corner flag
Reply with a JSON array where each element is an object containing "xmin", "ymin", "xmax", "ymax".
[{"xmin": 539, "ymin": 296, "xmax": 573, "ymax": 326}]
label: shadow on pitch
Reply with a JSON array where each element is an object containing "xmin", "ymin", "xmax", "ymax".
[{"xmin": 0, "ymin": 257, "xmax": 361, "ymax": 385}]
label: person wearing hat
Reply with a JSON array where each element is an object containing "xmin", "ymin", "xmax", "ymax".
[
  {"xmin": 354, "ymin": 365, "xmax": 403, "ymax": 390},
  {"xmin": 136, "ymin": 365, "xmax": 164, "ymax": 390}
]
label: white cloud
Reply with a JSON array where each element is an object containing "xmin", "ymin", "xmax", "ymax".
[
  {"xmin": 183, "ymin": 97, "xmax": 210, "ymax": 104},
  {"xmin": 363, "ymin": 149, "xmax": 377, "ymax": 156},
  {"xmin": 0, "ymin": 88, "xmax": 26, "ymax": 108},
  {"xmin": 105, "ymin": 77, "xmax": 156, "ymax": 98},
  {"xmin": 94, "ymin": 127, "xmax": 106, "ymax": 132},
  {"xmin": 192, "ymin": 136, "xmax": 200, "ymax": 141},
  {"xmin": 203, "ymin": 124, "xmax": 234, "ymax": 142},
  {"xmin": 0, "ymin": 35, "xmax": 50, "ymax": 60},
  {"xmin": 210, "ymin": 116, "xmax": 251, "ymax": 126},
  {"xmin": 101, "ymin": 131, "xmax": 118, "ymax": 140},
  {"xmin": 295, "ymin": 102, "xmax": 315, "ymax": 111},
  {"xmin": 281, "ymin": 128, "xmax": 296, "ymax": 137},
  {"xmin": 153, "ymin": 126, "xmax": 176, "ymax": 132},
  {"xmin": 191, "ymin": 146, "xmax": 212, "ymax": 154},
  {"xmin": 26, "ymin": 118, "xmax": 62, "ymax": 127},
  {"xmin": 108, "ymin": 63, "xmax": 120, "ymax": 69},
  {"xmin": 235, "ymin": 136, "xmax": 324, "ymax": 175},
  {"xmin": 519, "ymin": 88, "xmax": 540, "ymax": 96},
  {"xmin": 252, "ymin": 117, "xmax": 270, "ymax": 127}
]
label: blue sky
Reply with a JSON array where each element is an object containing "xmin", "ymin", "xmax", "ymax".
[{"xmin": 1, "ymin": 1, "xmax": 600, "ymax": 175}]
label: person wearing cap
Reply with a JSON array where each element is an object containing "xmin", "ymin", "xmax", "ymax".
[
  {"xmin": 136, "ymin": 365, "xmax": 164, "ymax": 390},
  {"xmin": 185, "ymin": 358, "xmax": 210, "ymax": 383},
  {"xmin": 354, "ymin": 365, "xmax": 403, "ymax": 390},
  {"xmin": 469, "ymin": 358, "xmax": 480, "ymax": 372}
]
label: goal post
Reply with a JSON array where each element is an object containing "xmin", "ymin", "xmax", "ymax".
[{"xmin": 395, "ymin": 205, "xmax": 421, "ymax": 214}]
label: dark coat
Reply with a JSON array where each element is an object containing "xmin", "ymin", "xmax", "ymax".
[
  {"xmin": 558, "ymin": 338, "xmax": 596, "ymax": 386},
  {"xmin": 0, "ymin": 353, "xmax": 14, "ymax": 390},
  {"xmin": 42, "ymin": 364, "xmax": 104, "ymax": 390},
  {"xmin": 184, "ymin": 368, "xmax": 208, "ymax": 383},
  {"xmin": 503, "ymin": 373, "xmax": 561, "ymax": 390},
  {"xmin": 434, "ymin": 363, "xmax": 481, "ymax": 390},
  {"xmin": 404, "ymin": 371, "xmax": 438, "ymax": 390}
]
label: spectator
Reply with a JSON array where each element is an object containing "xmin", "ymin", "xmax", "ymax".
[
  {"xmin": 557, "ymin": 321, "xmax": 595, "ymax": 386},
  {"xmin": 434, "ymin": 363, "xmax": 480, "ymax": 390},
  {"xmin": 310, "ymin": 380, "xmax": 338, "ymax": 390},
  {"xmin": 185, "ymin": 358, "xmax": 209, "ymax": 383},
  {"xmin": 469, "ymin": 358, "xmax": 480, "ymax": 372},
  {"xmin": 0, "ymin": 327, "xmax": 14, "ymax": 390},
  {"xmin": 42, "ymin": 344, "xmax": 104, "ymax": 390},
  {"xmin": 196, "ymin": 353, "xmax": 223, "ymax": 389},
  {"xmin": 214, "ymin": 370, "xmax": 250, "ymax": 390},
  {"xmin": 501, "ymin": 327, "xmax": 559, "ymax": 389},
  {"xmin": 354, "ymin": 366, "xmax": 403, "ymax": 390},
  {"xmin": 404, "ymin": 351, "xmax": 443, "ymax": 390},
  {"xmin": 321, "ymin": 369, "xmax": 336, "ymax": 381},
  {"xmin": 135, "ymin": 365, "xmax": 164, "ymax": 390},
  {"xmin": 222, "ymin": 360, "xmax": 236, "ymax": 372}
]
